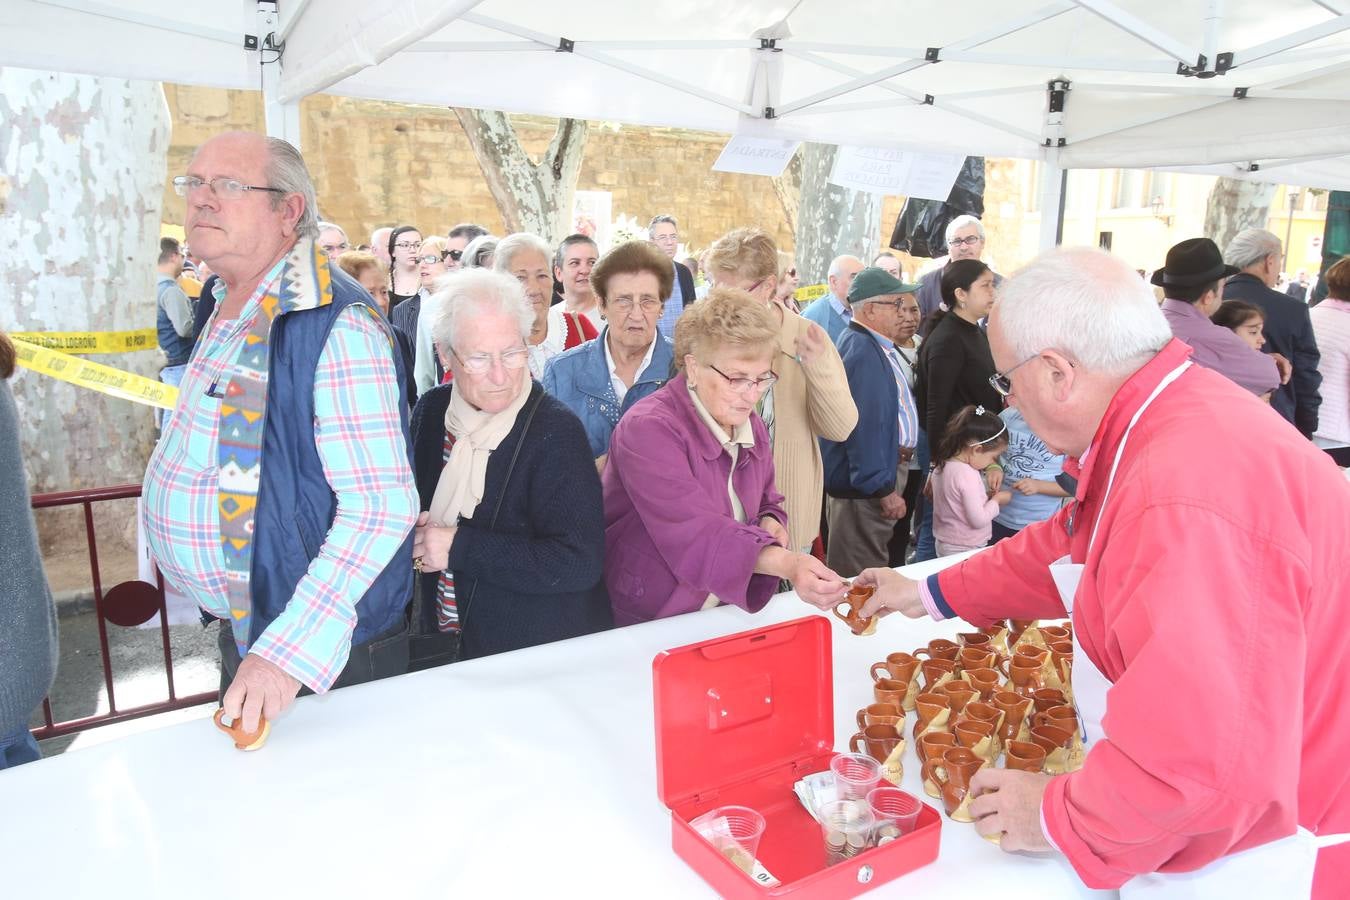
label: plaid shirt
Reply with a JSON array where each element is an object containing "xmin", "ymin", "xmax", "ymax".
[{"xmin": 142, "ymin": 268, "xmax": 417, "ymax": 691}]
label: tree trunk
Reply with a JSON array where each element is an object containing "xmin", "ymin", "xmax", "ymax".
[
  {"xmin": 793, "ymin": 143, "xmax": 879, "ymax": 285},
  {"xmin": 1203, "ymin": 176, "xmax": 1277, "ymax": 254},
  {"xmin": 0, "ymin": 68, "xmax": 170, "ymax": 500},
  {"xmin": 452, "ymin": 109, "xmax": 589, "ymax": 242},
  {"xmin": 771, "ymin": 148, "xmax": 803, "ymax": 238}
]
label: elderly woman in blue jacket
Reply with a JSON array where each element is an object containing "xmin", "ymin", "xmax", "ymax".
[{"xmin": 543, "ymin": 240, "xmax": 676, "ymax": 471}]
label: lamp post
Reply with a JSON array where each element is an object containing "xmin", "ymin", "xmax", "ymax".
[{"xmin": 1284, "ymin": 188, "xmax": 1300, "ymax": 265}]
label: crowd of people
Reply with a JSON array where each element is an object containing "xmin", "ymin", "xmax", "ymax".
[{"xmin": 5, "ymin": 125, "xmax": 1349, "ymax": 895}]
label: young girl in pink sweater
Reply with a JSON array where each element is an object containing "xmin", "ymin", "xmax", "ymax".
[{"xmin": 929, "ymin": 405, "xmax": 1012, "ymax": 557}]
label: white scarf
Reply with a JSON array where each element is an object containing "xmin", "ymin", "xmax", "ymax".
[{"xmin": 428, "ymin": 380, "xmax": 531, "ymax": 524}]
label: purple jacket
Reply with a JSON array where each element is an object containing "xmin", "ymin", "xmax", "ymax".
[
  {"xmin": 602, "ymin": 373, "xmax": 787, "ymax": 626},
  {"xmin": 1161, "ymin": 299, "xmax": 1279, "ymax": 396}
]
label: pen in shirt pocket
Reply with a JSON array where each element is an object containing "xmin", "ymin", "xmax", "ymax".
[{"xmin": 204, "ymin": 379, "xmax": 225, "ymax": 399}]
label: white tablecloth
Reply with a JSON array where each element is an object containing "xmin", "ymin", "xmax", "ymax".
[{"xmin": 2, "ymin": 556, "xmax": 1117, "ymax": 898}]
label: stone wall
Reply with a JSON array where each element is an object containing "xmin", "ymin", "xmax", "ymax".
[{"xmin": 162, "ymin": 87, "xmax": 799, "ymax": 258}]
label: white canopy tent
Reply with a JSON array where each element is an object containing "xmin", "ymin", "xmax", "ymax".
[{"xmin": 8, "ymin": 0, "xmax": 1350, "ymax": 245}]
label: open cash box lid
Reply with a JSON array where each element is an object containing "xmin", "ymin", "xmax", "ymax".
[{"xmin": 653, "ymin": 616, "xmax": 833, "ymax": 808}]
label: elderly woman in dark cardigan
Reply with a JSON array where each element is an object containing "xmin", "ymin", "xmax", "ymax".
[{"xmin": 410, "ymin": 269, "xmax": 611, "ymax": 660}]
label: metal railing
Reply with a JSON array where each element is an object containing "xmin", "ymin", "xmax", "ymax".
[{"xmin": 29, "ymin": 483, "xmax": 215, "ymax": 740}]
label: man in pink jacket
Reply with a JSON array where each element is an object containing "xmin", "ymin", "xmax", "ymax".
[{"xmin": 853, "ymin": 247, "xmax": 1350, "ymax": 898}]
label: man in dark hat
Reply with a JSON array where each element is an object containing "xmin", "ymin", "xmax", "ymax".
[
  {"xmin": 1155, "ymin": 238, "xmax": 1283, "ymax": 397},
  {"xmin": 820, "ymin": 267, "xmax": 923, "ymax": 575}
]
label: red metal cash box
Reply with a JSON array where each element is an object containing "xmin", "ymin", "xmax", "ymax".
[{"xmin": 653, "ymin": 615, "xmax": 941, "ymax": 898}]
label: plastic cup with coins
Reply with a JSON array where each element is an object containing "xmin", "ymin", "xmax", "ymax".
[
  {"xmin": 830, "ymin": 751, "xmax": 883, "ymax": 801},
  {"xmin": 818, "ymin": 798, "xmax": 875, "ymax": 865},
  {"xmin": 866, "ymin": 786, "xmax": 923, "ymax": 839},
  {"xmin": 689, "ymin": 806, "xmax": 766, "ymax": 876}
]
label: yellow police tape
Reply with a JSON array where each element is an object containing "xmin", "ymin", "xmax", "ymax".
[
  {"xmin": 9, "ymin": 329, "xmax": 159, "ymax": 354},
  {"xmin": 12, "ymin": 338, "xmax": 179, "ymax": 411},
  {"xmin": 794, "ymin": 283, "xmax": 829, "ymax": 304}
]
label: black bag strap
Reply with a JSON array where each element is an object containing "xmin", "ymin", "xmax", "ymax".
[{"xmin": 455, "ymin": 388, "xmax": 544, "ymax": 633}]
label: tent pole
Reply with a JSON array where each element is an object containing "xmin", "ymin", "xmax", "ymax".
[
  {"xmin": 258, "ymin": 1, "xmax": 302, "ymax": 147},
  {"xmin": 1039, "ymin": 157, "xmax": 1067, "ymax": 250}
]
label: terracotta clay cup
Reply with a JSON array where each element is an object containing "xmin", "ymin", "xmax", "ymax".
[
  {"xmin": 1008, "ymin": 618, "xmax": 1037, "ymax": 646},
  {"xmin": 856, "ymin": 703, "xmax": 902, "ymax": 731},
  {"xmin": 873, "ymin": 678, "xmax": 908, "ymax": 709},
  {"xmin": 1005, "ymin": 740, "xmax": 1048, "ymax": 773},
  {"xmin": 992, "ymin": 691, "xmax": 1032, "ymax": 743},
  {"xmin": 963, "ymin": 666, "xmax": 1002, "ymax": 700},
  {"xmin": 850, "ymin": 723, "xmax": 904, "ymax": 764},
  {"xmin": 937, "ymin": 680, "xmax": 977, "ymax": 716},
  {"xmin": 1034, "ymin": 704, "xmax": 1079, "ymax": 736},
  {"xmin": 1030, "ymin": 723, "xmax": 1074, "ymax": 754},
  {"xmin": 954, "ymin": 718, "xmax": 997, "ymax": 762},
  {"xmin": 959, "ymin": 700, "xmax": 1003, "ymax": 732},
  {"xmin": 1032, "ymin": 688, "xmax": 1068, "ymax": 713},
  {"xmin": 957, "ymin": 646, "xmax": 997, "ymax": 672},
  {"xmin": 870, "ymin": 651, "xmax": 919, "ymax": 684},
  {"xmin": 923, "ymin": 747, "xmax": 985, "ymax": 822},
  {"xmin": 832, "ymin": 584, "xmax": 876, "ymax": 636},
  {"xmin": 1040, "ymin": 625, "xmax": 1071, "ymax": 643},
  {"xmin": 912, "ymin": 691, "xmax": 952, "ymax": 738},
  {"xmin": 916, "ymin": 730, "xmax": 958, "ymax": 765},
  {"xmin": 1012, "ymin": 643, "xmax": 1049, "ymax": 665},
  {"xmin": 920, "ymin": 658, "xmax": 958, "ymax": 690},
  {"xmin": 1047, "ymin": 640, "xmax": 1074, "ymax": 681},
  {"xmin": 213, "ymin": 709, "xmax": 270, "ymax": 751},
  {"xmin": 1008, "ymin": 656, "xmax": 1046, "ymax": 695},
  {"xmin": 913, "ymin": 638, "xmax": 960, "ymax": 662},
  {"xmin": 957, "ymin": 631, "xmax": 993, "ymax": 650}
]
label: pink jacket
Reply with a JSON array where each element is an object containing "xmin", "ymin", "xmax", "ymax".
[
  {"xmin": 927, "ymin": 340, "xmax": 1350, "ymax": 896},
  {"xmin": 930, "ymin": 459, "xmax": 999, "ymax": 548}
]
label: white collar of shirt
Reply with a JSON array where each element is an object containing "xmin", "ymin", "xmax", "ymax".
[
  {"xmin": 829, "ymin": 291, "xmax": 853, "ymax": 321},
  {"xmin": 603, "ymin": 329, "xmax": 658, "ymax": 402}
]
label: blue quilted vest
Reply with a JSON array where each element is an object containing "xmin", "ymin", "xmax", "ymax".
[
  {"xmin": 247, "ymin": 267, "xmax": 414, "ymax": 649},
  {"xmin": 156, "ymin": 275, "xmax": 194, "ymax": 366}
]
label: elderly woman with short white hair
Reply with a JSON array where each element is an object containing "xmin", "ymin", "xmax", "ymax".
[
  {"xmin": 410, "ymin": 268, "xmax": 610, "ymax": 661},
  {"xmin": 494, "ymin": 232, "xmax": 596, "ymax": 379}
]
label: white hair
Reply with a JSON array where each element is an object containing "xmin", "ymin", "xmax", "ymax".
[
  {"xmin": 462, "ymin": 234, "xmax": 498, "ymax": 269},
  {"xmin": 263, "ymin": 137, "xmax": 319, "ymax": 239},
  {"xmin": 493, "ymin": 232, "xmax": 552, "ymax": 274},
  {"xmin": 431, "ymin": 269, "xmax": 534, "ymax": 356},
  {"xmin": 827, "ymin": 255, "xmax": 862, "ymax": 279},
  {"xmin": 945, "ymin": 215, "xmax": 985, "ymax": 244},
  {"xmin": 317, "ymin": 221, "xmax": 346, "ymax": 241},
  {"xmin": 1224, "ymin": 228, "xmax": 1282, "ymax": 270},
  {"xmin": 995, "ymin": 247, "xmax": 1172, "ymax": 377}
]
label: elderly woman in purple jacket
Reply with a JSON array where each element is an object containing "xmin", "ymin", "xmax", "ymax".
[{"xmin": 602, "ymin": 288, "xmax": 848, "ymax": 626}]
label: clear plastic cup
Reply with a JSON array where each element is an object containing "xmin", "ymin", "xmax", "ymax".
[
  {"xmin": 689, "ymin": 806, "xmax": 766, "ymax": 876},
  {"xmin": 866, "ymin": 786, "xmax": 923, "ymax": 841},
  {"xmin": 830, "ymin": 752, "xmax": 882, "ymax": 801},
  {"xmin": 819, "ymin": 798, "xmax": 875, "ymax": 865}
]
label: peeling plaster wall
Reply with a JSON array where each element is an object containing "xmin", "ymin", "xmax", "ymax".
[{"xmin": 1, "ymin": 68, "xmax": 170, "ymax": 500}]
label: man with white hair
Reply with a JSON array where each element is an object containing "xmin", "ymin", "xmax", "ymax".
[
  {"xmin": 844, "ymin": 247, "xmax": 1350, "ymax": 897},
  {"xmin": 1222, "ymin": 228, "xmax": 1322, "ymax": 437},
  {"xmin": 143, "ymin": 132, "xmax": 418, "ymax": 738},
  {"xmin": 317, "ymin": 221, "xmax": 349, "ymax": 259},
  {"xmin": 801, "ymin": 254, "xmax": 864, "ymax": 343},
  {"xmin": 915, "ymin": 215, "xmax": 1000, "ymax": 321},
  {"xmin": 649, "ymin": 214, "xmax": 696, "ymax": 338},
  {"xmin": 370, "ymin": 226, "xmax": 394, "ymax": 268}
]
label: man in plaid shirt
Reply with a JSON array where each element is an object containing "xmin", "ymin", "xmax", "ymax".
[{"xmin": 143, "ymin": 132, "xmax": 417, "ymax": 736}]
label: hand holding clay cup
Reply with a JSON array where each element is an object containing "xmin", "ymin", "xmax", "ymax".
[
  {"xmin": 852, "ymin": 567, "xmax": 927, "ymax": 619},
  {"xmin": 213, "ymin": 708, "xmax": 270, "ymax": 751},
  {"xmin": 831, "ymin": 583, "xmax": 878, "ymax": 636},
  {"xmin": 924, "ymin": 747, "xmax": 985, "ymax": 822}
]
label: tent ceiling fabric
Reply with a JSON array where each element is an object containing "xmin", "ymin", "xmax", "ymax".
[{"xmin": 7, "ymin": 0, "xmax": 1350, "ymax": 187}]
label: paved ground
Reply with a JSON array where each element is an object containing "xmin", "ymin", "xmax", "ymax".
[{"xmin": 32, "ymin": 607, "xmax": 220, "ymax": 757}]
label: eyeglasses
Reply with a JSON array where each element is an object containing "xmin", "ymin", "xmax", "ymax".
[
  {"xmin": 863, "ymin": 299, "xmax": 904, "ymax": 311},
  {"xmin": 609, "ymin": 297, "xmax": 663, "ymax": 314},
  {"xmin": 393, "ymin": 241, "xmax": 422, "ymax": 251},
  {"xmin": 451, "ymin": 346, "xmax": 530, "ymax": 375},
  {"xmin": 416, "ymin": 254, "xmax": 442, "ymax": 265},
  {"xmin": 949, "ymin": 235, "xmax": 984, "ymax": 247},
  {"xmin": 173, "ymin": 175, "xmax": 286, "ymax": 199},
  {"xmin": 320, "ymin": 242, "xmax": 349, "ymax": 256},
  {"xmin": 988, "ymin": 353, "xmax": 1040, "ymax": 397},
  {"xmin": 707, "ymin": 363, "xmax": 777, "ymax": 395},
  {"xmin": 445, "ymin": 249, "xmax": 463, "ymax": 262}
]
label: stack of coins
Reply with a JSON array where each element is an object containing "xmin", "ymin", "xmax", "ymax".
[
  {"xmin": 842, "ymin": 830, "xmax": 869, "ymax": 858},
  {"xmin": 825, "ymin": 829, "xmax": 847, "ymax": 865},
  {"xmin": 875, "ymin": 824, "xmax": 902, "ymax": 846}
]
